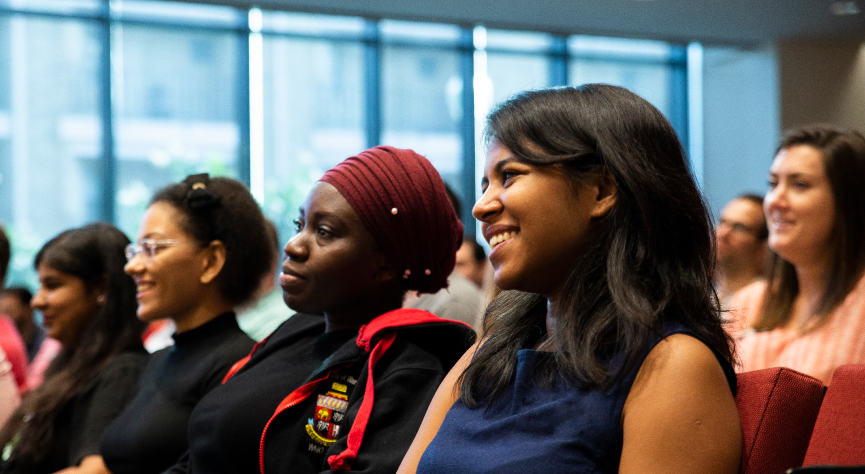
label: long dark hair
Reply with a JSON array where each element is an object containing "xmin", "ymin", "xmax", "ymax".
[
  {"xmin": 460, "ymin": 85, "xmax": 733, "ymax": 407},
  {"xmin": 755, "ymin": 125, "xmax": 865, "ymax": 331},
  {"xmin": 0, "ymin": 223, "xmax": 145, "ymax": 463}
]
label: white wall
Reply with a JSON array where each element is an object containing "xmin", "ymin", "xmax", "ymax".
[
  {"xmin": 701, "ymin": 44, "xmax": 780, "ymax": 218},
  {"xmin": 779, "ymin": 39, "xmax": 865, "ymax": 134}
]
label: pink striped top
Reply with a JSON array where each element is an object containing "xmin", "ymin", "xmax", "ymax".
[{"xmin": 728, "ymin": 275, "xmax": 865, "ymax": 385}]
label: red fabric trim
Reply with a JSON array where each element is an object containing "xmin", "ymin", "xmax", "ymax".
[
  {"xmin": 259, "ymin": 308, "xmax": 465, "ymax": 472},
  {"xmin": 221, "ymin": 339, "xmax": 265, "ymax": 384},
  {"xmin": 327, "ymin": 332, "xmax": 397, "ymax": 470},
  {"xmin": 259, "ymin": 367, "xmax": 344, "ymax": 474},
  {"xmin": 355, "ymin": 308, "xmax": 470, "ymax": 351}
]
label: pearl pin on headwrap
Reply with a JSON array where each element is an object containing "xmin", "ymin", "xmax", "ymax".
[{"xmin": 320, "ymin": 146, "xmax": 463, "ymax": 294}]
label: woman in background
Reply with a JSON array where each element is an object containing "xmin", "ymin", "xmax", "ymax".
[
  {"xmin": 100, "ymin": 174, "xmax": 270, "ymax": 474},
  {"xmin": 400, "ymin": 85, "xmax": 741, "ymax": 474},
  {"xmin": 730, "ymin": 125, "xmax": 865, "ymax": 384},
  {"xmin": 0, "ymin": 223, "xmax": 148, "ymax": 474}
]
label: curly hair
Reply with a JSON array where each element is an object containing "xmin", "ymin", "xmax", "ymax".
[{"xmin": 150, "ymin": 175, "xmax": 271, "ymax": 306}]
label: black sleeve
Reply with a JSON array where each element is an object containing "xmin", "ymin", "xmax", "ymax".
[
  {"xmin": 68, "ymin": 354, "xmax": 146, "ymax": 466},
  {"xmin": 321, "ymin": 366, "xmax": 445, "ymax": 474}
]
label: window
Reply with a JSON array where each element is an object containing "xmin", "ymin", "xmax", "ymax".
[
  {"xmin": 0, "ymin": 14, "xmax": 102, "ymax": 284},
  {"xmin": 0, "ymin": 0, "xmax": 689, "ymax": 287}
]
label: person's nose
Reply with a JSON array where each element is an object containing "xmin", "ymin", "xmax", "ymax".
[
  {"xmin": 30, "ymin": 289, "xmax": 47, "ymax": 311},
  {"xmin": 124, "ymin": 252, "xmax": 145, "ymax": 276},
  {"xmin": 472, "ymin": 187, "xmax": 502, "ymax": 223},
  {"xmin": 764, "ymin": 183, "xmax": 787, "ymax": 216},
  {"xmin": 284, "ymin": 232, "xmax": 308, "ymax": 262}
]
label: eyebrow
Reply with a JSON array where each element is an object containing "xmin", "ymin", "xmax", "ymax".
[
  {"xmin": 140, "ymin": 232, "xmax": 168, "ymax": 241},
  {"xmin": 769, "ymin": 171, "xmax": 814, "ymax": 180},
  {"xmin": 309, "ymin": 210, "xmax": 347, "ymax": 228},
  {"xmin": 481, "ymin": 156, "xmax": 518, "ymax": 188}
]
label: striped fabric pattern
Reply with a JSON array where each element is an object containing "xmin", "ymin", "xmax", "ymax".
[{"xmin": 728, "ymin": 276, "xmax": 865, "ymax": 385}]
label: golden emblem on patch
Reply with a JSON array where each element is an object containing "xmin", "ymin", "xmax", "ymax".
[{"xmin": 305, "ymin": 392, "xmax": 349, "ymax": 446}]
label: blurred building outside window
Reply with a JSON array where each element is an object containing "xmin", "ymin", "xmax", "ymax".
[{"xmin": 0, "ymin": 0, "xmax": 689, "ymax": 289}]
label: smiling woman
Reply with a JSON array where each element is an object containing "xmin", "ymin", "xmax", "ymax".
[
  {"xmin": 98, "ymin": 174, "xmax": 271, "ymax": 474},
  {"xmin": 730, "ymin": 125, "xmax": 865, "ymax": 384},
  {"xmin": 0, "ymin": 223, "xmax": 148, "ymax": 474},
  {"xmin": 398, "ymin": 85, "xmax": 741, "ymax": 474}
]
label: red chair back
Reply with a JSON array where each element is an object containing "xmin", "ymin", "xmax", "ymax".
[
  {"xmin": 803, "ymin": 364, "xmax": 865, "ymax": 467},
  {"xmin": 736, "ymin": 367, "xmax": 825, "ymax": 474}
]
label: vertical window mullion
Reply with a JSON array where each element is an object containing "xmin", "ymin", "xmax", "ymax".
[
  {"xmin": 459, "ymin": 26, "xmax": 475, "ymax": 232},
  {"xmin": 549, "ymin": 34, "xmax": 567, "ymax": 86},
  {"xmin": 364, "ymin": 19, "xmax": 381, "ymax": 148},
  {"xmin": 99, "ymin": 1, "xmax": 115, "ymax": 223},
  {"xmin": 235, "ymin": 8, "xmax": 252, "ymax": 188}
]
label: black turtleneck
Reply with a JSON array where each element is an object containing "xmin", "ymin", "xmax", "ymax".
[{"xmin": 100, "ymin": 313, "xmax": 254, "ymax": 474}]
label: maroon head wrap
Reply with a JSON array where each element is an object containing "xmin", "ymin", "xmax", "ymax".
[{"xmin": 320, "ymin": 146, "xmax": 463, "ymax": 294}]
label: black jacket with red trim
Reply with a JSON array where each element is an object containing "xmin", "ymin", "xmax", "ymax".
[{"xmin": 172, "ymin": 309, "xmax": 475, "ymax": 474}]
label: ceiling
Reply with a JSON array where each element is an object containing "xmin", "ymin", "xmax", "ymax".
[{"xmin": 200, "ymin": 0, "xmax": 865, "ymax": 45}]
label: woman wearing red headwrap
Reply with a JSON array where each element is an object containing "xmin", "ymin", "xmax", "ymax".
[{"xmin": 166, "ymin": 146, "xmax": 476, "ymax": 474}]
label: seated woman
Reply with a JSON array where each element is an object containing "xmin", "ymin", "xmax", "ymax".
[
  {"xmin": 398, "ymin": 85, "xmax": 741, "ymax": 474},
  {"xmin": 100, "ymin": 174, "xmax": 271, "ymax": 474},
  {"xmin": 729, "ymin": 125, "xmax": 865, "ymax": 385},
  {"xmin": 169, "ymin": 146, "xmax": 476, "ymax": 473},
  {"xmin": 0, "ymin": 223, "xmax": 148, "ymax": 474}
]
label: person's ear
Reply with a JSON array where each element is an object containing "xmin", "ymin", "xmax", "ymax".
[
  {"xmin": 589, "ymin": 172, "xmax": 617, "ymax": 218},
  {"xmin": 200, "ymin": 240, "xmax": 227, "ymax": 285},
  {"xmin": 372, "ymin": 252, "xmax": 399, "ymax": 284},
  {"xmin": 93, "ymin": 276, "xmax": 108, "ymax": 305}
]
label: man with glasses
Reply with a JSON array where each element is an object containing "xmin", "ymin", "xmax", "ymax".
[{"xmin": 715, "ymin": 194, "xmax": 769, "ymax": 309}]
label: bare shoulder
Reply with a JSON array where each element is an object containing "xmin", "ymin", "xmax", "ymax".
[
  {"xmin": 620, "ymin": 334, "xmax": 741, "ymax": 474},
  {"xmin": 397, "ymin": 338, "xmax": 483, "ymax": 474}
]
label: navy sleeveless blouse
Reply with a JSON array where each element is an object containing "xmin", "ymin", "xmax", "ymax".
[{"xmin": 416, "ymin": 323, "xmax": 736, "ymax": 474}]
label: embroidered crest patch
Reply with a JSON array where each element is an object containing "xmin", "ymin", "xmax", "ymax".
[{"xmin": 305, "ymin": 391, "xmax": 349, "ymax": 446}]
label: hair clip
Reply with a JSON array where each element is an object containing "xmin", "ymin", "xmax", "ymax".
[{"xmin": 183, "ymin": 173, "xmax": 221, "ymax": 211}]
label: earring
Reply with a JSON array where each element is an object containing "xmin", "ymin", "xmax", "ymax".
[{"xmin": 97, "ymin": 294, "xmax": 106, "ymax": 304}]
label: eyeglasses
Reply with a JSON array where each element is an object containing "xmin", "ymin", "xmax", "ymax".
[
  {"xmin": 125, "ymin": 239, "xmax": 184, "ymax": 262},
  {"xmin": 718, "ymin": 219, "xmax": 758, "ymax": 237}
]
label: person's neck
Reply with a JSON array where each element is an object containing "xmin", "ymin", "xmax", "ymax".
[
  {"xmin": 324, "ymin": 291, "xmax": 403, "ymax": 333},
  {"xmin": 716, "ymin": 265, "xmax": 762, "ymax": 301},
  {"xmin": 790, "ymin": 260, "xmax": 831, "ymax": 330},
  {"xmin": 173, "ymin": 294, "xmax": 234, "ymax": 334}
]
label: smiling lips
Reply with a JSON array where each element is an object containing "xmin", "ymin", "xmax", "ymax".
[
  {"xmin": 769, "ymin": 215, "xmax": 795, "ymax": 233},
  {"xmin": 134, "ymin": 280, "xmax": 155, "ymax": 299},
  {"xmin": 488, "ymin": 231, "xmax": 518, "ymax": 248}
]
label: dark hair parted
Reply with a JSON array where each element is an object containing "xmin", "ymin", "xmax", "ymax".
[
  {"xmin": 459, "ymin": 85, "xmax": 733, "ymax": 407},
  {"xmin": 0, "ymin": 223, "xmax": 146, "ymax": 463},
  {"xmin": 150, "ymin": 175, "xmax": 272, "ymax": 306},
  {"xmin": 755, "ymin": 124, "xmax": 865, "ymax": 332}
]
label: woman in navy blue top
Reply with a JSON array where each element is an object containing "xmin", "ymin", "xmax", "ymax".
[{"xmin": 399, "ymin": 85, "xmax": 742, "ymax": 474}]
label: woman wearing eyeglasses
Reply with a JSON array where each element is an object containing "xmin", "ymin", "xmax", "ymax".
[
  {"xmin": 0, "ymin": 223, "xmax": 148, "ymax": 474},
  {"xmin": 99, "ymin": 174, "xmax": 272, "ymax": 474}
]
